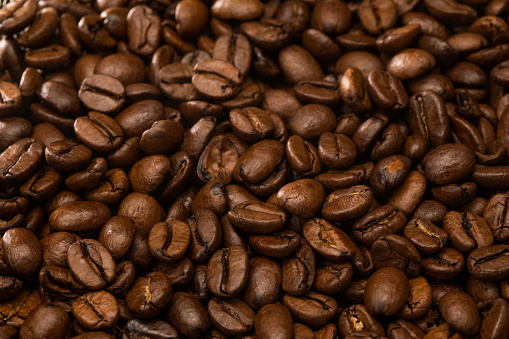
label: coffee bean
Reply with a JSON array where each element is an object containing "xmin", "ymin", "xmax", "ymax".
[
  {"xmin": 2, "ymin": 228, "xmax": 42, "ymax": 280},
  {"xmin": 439, "ymin": 291, "xmax": 480, "ymax": 335},
  {"xmin": 283, "ymin": 291, "xmax": 338, "ymax": 326},
  {"xmin": 241, "ymin": 256, "xmax": 281, "ymax": 310},
  {"xmin": 467, "ymin": 244, "xmax": 509, "ymax": 282},
  {"xmin": 364, "ymin": 267, "xmax": 410, "ymax": 316},
  {"xmin": 126, "ymin": 271, "xmax": 172, "ymax": 318},
  {"xmin": 50, "ymin": 201, "xmax": 111, "ymax": 233},
  {"xmin": 322, "ymin": 185, "xmax": 373, "ymax": 222},
  {"xmin": 276, "ymin": 179, "xmax": 325, "ymax": 218},
  {"xmin": 122, "ymin": 318, "xmax": 179, "ymax": 339},
  {"xmin": 19, "ymin": 303, "xmax": 70, "ymax": 339},
  {"xmin": 207, "ymin": 246, "xmax": 249, "ymax": 298},
  {"xmin": 192, "ymin": 58, "xmax": 243, "ymax": 100},
  {"xmin": 353, "ymin": 205, "xmax": 407, "ymax": 247},
  {"xmin": 126, "ymin": 6, "xmax": 161, "ymax": 56},
  {"xmin": 255, "ymin": 304, "xmax": 293, "ymax": 339},
  {"xmin": 207, "ymin": 298, "xmax": 255, "ymax": 337},
  {"xmin": 303, "ymin": 218, "xmax": 356, "ymax": 261},
  {"xmin": 67, "ymin": 239, "xmax": 116, "ymax": 290},
  {"xmin": 72, "ymin": 291, "xmax": 119, "ymax": 331},
  {"xmin": 421, "ymin": 143, "xmax": 476, "ymax": 185},
  {"xmin": 78, "ymin": 74, "xmax": 125, "ymax": 114},
  {"xmin": 0, "ymin": 137, "xmax": 44, "ymax": 184},
  {"xmin": 164, "ymin": 292, "xmax": 210, "ymax": 339},
  {"xmin": 282, "ymin": 243, "xmax": 315, "ymax": 296}
]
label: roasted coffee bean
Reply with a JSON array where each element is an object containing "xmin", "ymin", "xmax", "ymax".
[
  {"xmin": 41, "ymin": 231, "xmax": 81, "ymax": 268},
  {"xmin": 140, "ymin": 119, "xmax": 184, "ymax": 155},
  {"xmin": 439, "ymin": 291, "xmax": 480, "ymax": 335},
  {"xmin": 443, "ymin": 211, "xmax": 493, "ymax": 253},
  {"xmin": 164, "ymin": 292, "xmax": 210, "ymax": 339},
  {"xmin": 72, "ymin": 291, "xmax": 119, "ymax": 331},
  {"xmin": 358, "ymin": 0, "xmax": 397, "ymax": 35},
  {"xmin": 78, "ymin": 74, "xmax": 125, "ymax": 114},
  {"xmin": 423, "ymin": 0, "xmax": 478, "ymax": 27},
  {"xmin": 483, "ymin": 193, "xmax": 509, "ymax": 242},
  {"xmin": 364, "ymin": 267, "xmax": 410, "ymax": 316},
  {"xmin": 229, "ymin": 107, "xmax": 274, "ymax": 143},
  {"xmin": 191, "ymin": 180, "xmax": 227, "ymax": 216},
  {"xmin": 50, "ymin": 201, "xmax": 111, "ymax": 233},
  {"xmin": 282, "ymin": 243, "xmax": 315, "ymax": 296},
  {"xmin": 197, "ymin": 134, "xmax": 246, "ymax": 184},
  {"xmin": 275, "ymin": 179, "xmax": 325, "ymax": 218},
  {"xmin": 126, "ymin": 6, "xmax": 161, "ymax": 56},
  {"xmin": 303, "ymin": 218, "xmax": 356, "ymax": 261},
  {"xmin": 340, "ymin": 67, "xmax": 372, "ymax": 113},
  {"xmin": 467, "ymin": 244, "xmax": 509, "ymax": 282},
  {"xmin": 338, "ymin": 304, "xmax": 385, "ymax": 338},
  {"xmin": 117, "ymin": 192, "xmax": 165, "ymax": 238},
  {"xmin": 466, "ymin": 276, "xmax": 500, "ymax": 304},
  {"xmin": 477, "ymin": 298, "xmax": 509, "ymax": 339},
  {"xmin": 422, "ymin": 143, "xmax": 476, "ymax": 185},
  {"xmin": 64, "ymin": 157, "xmax": 107, "ymax": 192},
  {"xmin": 207, "ymin": 246, "xmax": 249, "ymax": 298},
  {"xmin": 397, "ymin": 276, "xmax": 432, "ymax": 320},
  {"xmin": 67, "ymin": 239, "xmax": 116, "ymax": 290},
  {"xmin": 371, "ymin": 234, "xmax": 422, "ymax": 277},
  {"xmin": 45, "ymin": 140, "xmax": 93, "ymax": 173},
  {"xmin": 283, "ymin": 291, "xmax": 338, "ymax": 326},
  {"xmin": 207, "ymin": 298, "xmax": 254, "ymax": 337},
  {"xmin": 0, "ymin": 118, "xmax": 33, "ymax": 152},
  {"xmin": 233, "ymin": 139, "xmax": 285, "ymax": 184},
  {"xmin": 114, "ymin": 100, "xmax": 165, "ymax": 139},
  {"xmin": 126, "ymin": 271, "xmax": 172, "ymax": 318},
  {"xmin": 288, "ymin": 104, "xmax": 336, "ymax": 140},
  {"xmin": 2, "ymin": 228, "xmax": 42, "ymax": 280},
  {"xmin": 74, "ymin": 112, "xmax": 124, "ymax": 153},
  {"xmin": 352, "ymin": 114, "xmax": 390, "ymax": 159},
  {"xmin": 353, "ymin": 205, "xmax": 407, "ymax": 247},
  {"xmin": 279, "ymin": 45, "xmax": 323, "ymax": 85},
  {"xmin": 285, "ymin": 135, "xmax": 322, "ymax": 177},
  {"xmin": 313, "ymin": 260, "xmax": 353, "ymax": 294},
  {"xmin": 255, "ymin": 304, "xmax": 293, "ymax": 339},
  {"xmin": 228, "ymin": 201, "xmax": 286, "ymax": 234},
  {"xmin": 99, "ymin": 216, "xmax": 135, "ymax": 261},
  {"xmin": 422, "ymin": 247, "xmax": 465, "ymax": 280},
  {"xmin": 0, "ymin": 137, "xmax": 44, "ymax": 184},
  {"xmin": 403, "ymin": 218, "xmax": 449, "ymax": 254},
  {"xmin": 0, "ymin": 82, "xmax": 22, "ymax": 118},
  {"xmin": 122, "ymin": 318, "xmax": 179, "ymax": 339},
  {"xmin": 148, "ymin": 220, "xmax": 190, "ymax": 264},
  {"xmin": 369, "ymin": 155, "xmax": 412, "ymax": 196},
  {"xmin": 0, "ymin": 276, "xmax": 23, "ymax": 301},
  {"xmin": 158, "ymin": 63, "xmax": 199, "ymax": 102},
  {"xmin": 293, "ymin": 80, "xmax": 341, "ymax": 106},
  {"xmin": 192, "ymin": 58, "xmax": 243, "ymax": 100},
  {"xmin": 322, "ymin": 185, "xmax": 373, "ymax": 222},
  {"xmin": 187, "ymin": 207, "xmax": 222, "ymax": 262},
  {"xmin": 408, "ymin": 91, "xmax": 450, "ymax": 148},
  {"xmin": 19, "ymin": 303, "xmax": 70, "ymax": 339},
  {"xmin": 240, "ymin": 256, "xmax": 281, "ymax": 310},
  {"xmin": 386, "ymin": 48, "xmax": 436, "ymax": 80},
  {"xmin": 248, "ymin": 230, "xmax": 301, "ymax": 258},
  {"xmin": 367, "ymin": 70, "xmax": 408, "ymax": 111},
  {"xmin": 24, "ymin": 45, "xmax": 71, "ymax": 70},
  {"xmin": 85, "ymin": 168, "xmax": 129, "ymax": 206}
]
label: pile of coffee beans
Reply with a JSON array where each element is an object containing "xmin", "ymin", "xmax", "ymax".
[{"xmin": 2, "ymin": 0, "xmax": 509, "ymax": 337}]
